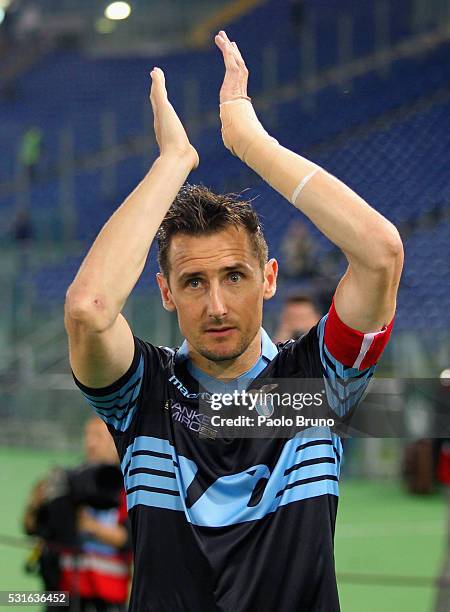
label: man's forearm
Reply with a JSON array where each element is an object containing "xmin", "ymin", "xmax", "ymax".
[
  {"xmin": 66, "ymin": 153, "xmax": 192, "ymax": 330},
  {"xmin": 220, "ymin": 100, "xmax": 402, "ymax": 268}
]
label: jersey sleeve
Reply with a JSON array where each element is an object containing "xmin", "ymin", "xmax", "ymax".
[
  {"xmin": 73, "ymin": 336, "xmax": 168, "ymax": 433},
  {"xmin": 317, "ymin": 300, "xmax": 394, "ymax": 417}
]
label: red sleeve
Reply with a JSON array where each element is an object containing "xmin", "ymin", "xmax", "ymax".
[{"xmin": 324, "ymin": 299, "xmax": 395, "ymax": 370}]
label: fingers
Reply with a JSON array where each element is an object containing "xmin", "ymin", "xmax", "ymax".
[
  {"xmin": 149, "ymin": 67, "xmax": 167, "ymax": 111},
  {"xmin": 215, "ymin": 31, "xmax": 240, "ymax": 73},
  {"xmin": 150, "ymin": 67, "xmax": 166, "ymax": 98},
  {"xmin": 215, "ymin": 31, "xmax": 248, "ymax": 74},
  {"xmin": 214, "ymin": 31, "xmax": 227, "ymax": 53},
  {"xmin": 220, "ymin": 30, "xmax": 232, "ymax": 46},
  {"xmin": 231, "ymin": 41, "xmax": 248, "ymax": 72}
]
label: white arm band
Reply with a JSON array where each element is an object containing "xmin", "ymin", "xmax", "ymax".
[{"xmin": 291, "ymin": 168, "xmax": 321, "ymax": 205}]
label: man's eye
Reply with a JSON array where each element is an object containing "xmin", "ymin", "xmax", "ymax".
[
  {"xmin": 188, "ymin": 278, "xmax": 201, "ymax": 288},
  {"xmin": 228, "ymin": 272, "xmax": 242, "ymax": 283}
]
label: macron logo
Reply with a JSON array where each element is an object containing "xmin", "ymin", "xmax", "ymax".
[{"xmin": 169, "ymin": 374, "xmax": 212, "ymax": 402}]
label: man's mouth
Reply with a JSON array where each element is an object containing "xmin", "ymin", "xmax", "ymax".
[{"xmin": 204, "ymin": 327, "xmax": 236, "ymax": 337}]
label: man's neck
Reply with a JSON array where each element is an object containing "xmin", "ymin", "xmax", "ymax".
[{"xmin": 187, "ymin": 330, "xmax": 262, "ymax": 380}]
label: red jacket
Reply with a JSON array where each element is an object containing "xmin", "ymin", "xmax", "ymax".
[{"xmin": 438, "ymin": 442, "xmax": 450, "ymax": 486}]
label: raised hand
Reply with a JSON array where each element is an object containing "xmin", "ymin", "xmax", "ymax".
[
  {"xmin": 214, "ymin": 30, "xmax": 250, "ymax": 105},
  {"xmin": 149, "ymin": 67, "xmax": 199, "ymax": 169}
]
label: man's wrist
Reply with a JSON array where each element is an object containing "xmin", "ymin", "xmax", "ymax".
[
  {"xmin": 157, "ymin": 147, "xmax": 198, "ymax": 172},
  {"xmin": 219, "ymin": 95, "xmax": 252, "ymax": 105},
  {"xmin": 219, "ymin": 99, "xmax": 274, "ymax": 161}
]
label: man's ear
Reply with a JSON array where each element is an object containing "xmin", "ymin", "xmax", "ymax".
[
  {"xmin": 263, "ymin": 258, "xmax": 278, "ymax": 301},
  {"xmin": 156, "ymin": 273, "xmax": 176, "ymax": 312}
]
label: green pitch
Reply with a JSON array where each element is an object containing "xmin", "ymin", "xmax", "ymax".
[{"xmin": 0, "ymin": 447, "xmax": 446, "ymax": 612}]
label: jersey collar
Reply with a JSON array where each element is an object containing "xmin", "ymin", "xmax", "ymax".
[
  {"xmin": 175, "ymin": 327, "xmax": 277, "ymax": 364},
  {"xmin": 175, "ymin": 328, "xmax": 277, "ymax": 391}
]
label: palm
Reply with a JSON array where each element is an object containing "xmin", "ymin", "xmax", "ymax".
[
  {"xmin": 215, "ymin": 31, "xmax": 249, "ymax": 104},
  {"xmin": 149, "ymin": 68, "xmax": 199, "ymax": 168}
]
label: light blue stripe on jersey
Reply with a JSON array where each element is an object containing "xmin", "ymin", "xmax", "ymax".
[
  {"xmin": 81, "ymin": 355, "xmax": 144, "ymax": 432},
  {"xmin": 125, "ymin": 454, "xmax": 176, "ymax": 476},
  {"xmin": 126, "ymin": 472, "xmax": 179, "ymax": 492},
  {"xmin": 121, "ymin": 436, "xmax": 180, "ymax": 504},
  {"xmin": 127, "ymin": 488, "xmax": 184, "ymax": 512},
  {"xmin": 121, "ymin": 436, "xmax": 184, "ymax": 513},
  {"xmin": 286, "ymin": 442, "xmax": 338, "ymax": 468},
  {"xmin": 279, "ymin": 478, "xmax": 339, "ymax": 507},
  {"xmin": 332, "ymin": 433, "xmax": 343, "ymax": 478},
  {"xmin": 317, "ymin": 316, "xmax": 374, "ymax": 417},
  {"xmin": 121, "ymin": 435, "xmax": 174, "ymax": 474},
  {"xmin": 182, "ymin": 430, "xmax": 339, "ymax": 527},
  {"xmin": 122, "ymin": 431, "xmax": 341, "ymax": 525}
]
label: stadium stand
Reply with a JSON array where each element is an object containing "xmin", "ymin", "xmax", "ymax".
[{"xmin": 0, "ymin": 0, "xmax": 448, "ymax": 344}]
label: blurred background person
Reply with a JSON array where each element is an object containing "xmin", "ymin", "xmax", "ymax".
[
  {"xmin": 279, "ymin": 219, "xmax": 318, "ymax": 280},
  {"xmin": 23, "ymin": 417, "xmax": 131, "ymax": 612},
  {"xmin": 11, "ymin": 207, "xmax": 34, "ymax": 244},
  {"xmin": 275, "ymin": 292, "xmax": 322, "ymax": 343},
  {"xmin": 19, "ymin": 126, "xmax": 43, "ymax": 182}
]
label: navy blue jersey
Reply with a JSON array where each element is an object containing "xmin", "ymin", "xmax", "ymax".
[{"xmin": 74, "ymin": 307, "xmax": 393, "ymax": 612}]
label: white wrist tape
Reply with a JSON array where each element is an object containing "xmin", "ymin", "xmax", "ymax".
[
  {"xmin": 219, "ymin": 98, "xmax": 276, "ymax": 160},
  {"xmin": 220, "ymin": 99, "xmax": 320, "ymax": 205}
]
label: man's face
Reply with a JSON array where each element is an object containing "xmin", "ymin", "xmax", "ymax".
[
  {"xmin": 84, "ymin": 418, "xmax": 118, "ymax": 464},
  {"xmin": 282, "ymin": 302, "xmax": 321, "ymax": 337},
  {"xmin": 157, "ymin": 226, "xmax": 277, "ymax": 364}
]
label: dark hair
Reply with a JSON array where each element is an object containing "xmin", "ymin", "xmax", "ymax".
[
  {"xmin": 284, "ymin": 292, "xmax": 319, "ymax": 311},
  {"xmin": 157, "ymin": 184, "xmax": 268, "ymax": 277}
]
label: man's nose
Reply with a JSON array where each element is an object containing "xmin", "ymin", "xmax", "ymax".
[{"xmin": 206, "ymin": 284, "xmax": 227, "ymax": 319}]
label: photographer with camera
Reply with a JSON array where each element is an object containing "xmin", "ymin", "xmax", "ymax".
[{"xmin": 23, "ymin": 417, "xmax": 132, "ymax": 611}]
